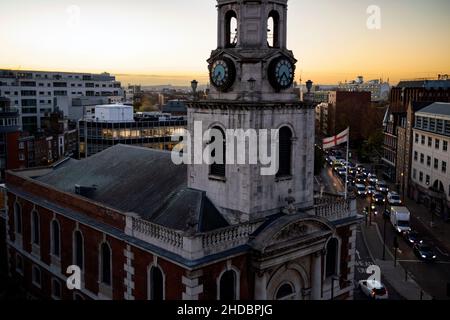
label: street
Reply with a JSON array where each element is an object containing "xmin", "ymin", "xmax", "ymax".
[{"xmin": 318, "ymin": 166, "xmax": 450, "ymax": 300}]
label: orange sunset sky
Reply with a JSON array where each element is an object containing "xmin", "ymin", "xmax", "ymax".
[{"xmin": 1, "ymin": 0, "xmax": 449, "ymax": 86}]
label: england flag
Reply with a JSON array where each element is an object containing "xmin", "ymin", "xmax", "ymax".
[{"xmin": 322, "ymin": 128, "xmax": 350, "ymax": 150}]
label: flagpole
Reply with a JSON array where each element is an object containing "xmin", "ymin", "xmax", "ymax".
[{"xmin": 345, "ymin": 128, "xmax": 350, "ymax": 200}]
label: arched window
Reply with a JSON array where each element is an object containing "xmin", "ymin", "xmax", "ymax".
[
  {"xmin": 219, "ymin": 270, "xmax": 236, "ymax": 301},
  {"xmin": 52, "ymin": 278, "xmax": 62, "ymax": 299},
  {"xmin": 16, "ymin": 254, "xmax": 23, "ymax": 274},
  {"xmin": 326, "ymin": 238, "xmax": 339, "ymax": 278},
  {"xmin": 14, "ymin": 203, "xmax": 22, "ymax": 235},
  {"xmin": 100, "ymin": 242, "xmax": 112, "ymax": 286},
  {"xmin": 73, "ymin": 230, "xmax": 84, "ymax": 271},
  {"xmin": 267, "ymin": 10, "xmax": 280, "ymax": 48},
  {"xmin": 276, "ymin": 283, "xmax": 295, "ymax": 300},
  {"xmin": 51, "ymin": 219, "xmax": 61, "ymax": 257},
  {"xmin": 149, "ymin": 266, "xmax": 164, "ymax": 300},
  {"xmin": 31, "ymin": 210, "xmax": 40, "ymax": 246},
  {"xmin": 209, "ymin": 127, "xmax": 226, "ymax": 178},
  {"xmin": 225, "ymin": 11, "xmax": 238, "ymax": 48},
  {"xmin": 32, "ymin": 265, "xmax": 41, "ymax": 288},
  {"xmin": 277, "ymin": 127, "xmax": 293, "ymax": 177}
]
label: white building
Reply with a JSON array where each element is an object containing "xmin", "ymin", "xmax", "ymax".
[
  {"xmin": 338, "ymin": 76, "xmax": 390, "ymax": 101},
  {"xmin": 411, "ymin": 102, "xmax": 450, "ymax": 219},
  {"xmin": 0, "ymin": 69, "xmax": 124, "ymax": 132}
]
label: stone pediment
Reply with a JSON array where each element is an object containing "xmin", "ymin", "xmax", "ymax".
[{"xmin": 250, "ymin": 214, "xmax": 333, "ymax": 254}]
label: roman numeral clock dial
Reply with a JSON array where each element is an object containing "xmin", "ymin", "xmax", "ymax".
[{"xmin": 268, "ymin": 57, "xmax": 295, "ymax": 91}]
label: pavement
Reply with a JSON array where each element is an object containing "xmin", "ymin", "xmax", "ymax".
[{"xmin": 360, "ymin": 222, "xmax": 432, "ymax": 300}]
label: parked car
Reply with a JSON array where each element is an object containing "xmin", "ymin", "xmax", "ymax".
[
  {"xmin": 356, "ymin": 184, "xmax": 367, "ymax": 196},
  {"xmin": 366, "ymin": 185, "xmax": 376, "ymax": 195},
  {"xmin": 403, "ymin": 231, "xmax": 423, "ymax": 247},
  {"xmin": 387, "ymin": 191, "xmax": 402, "ymax": 205},
  {"xmin": 358, "ymin": 280, "xmax": 389, "ymax": 300},
  {"xmin": 376, "ymin": 181, "xmax": 389, "ymax": 193},
  {"xmin": 413, "ymin": 242, "xmax": 437, "ymax": 262},
  {"xmin": 372, "ymin": 192, "xmax": 385, "ymax": 204}
]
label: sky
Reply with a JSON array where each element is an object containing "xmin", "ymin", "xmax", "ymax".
[{"xmin": 1, "ymin": 0, "xmax": 449, "ymax": 86}]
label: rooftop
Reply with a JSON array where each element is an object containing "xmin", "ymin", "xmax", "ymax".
[
  {"xmin": 415, "ymin": 102, "xmax": 450, "ymax": 118},
  {"xmin": 32, "ymin": 144, "xmax": 228, "ymax": 232}
]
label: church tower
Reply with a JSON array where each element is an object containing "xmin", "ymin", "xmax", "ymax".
[{"xmin": 188, "ymin": 0, "xmax": 315, "ymax": 224}]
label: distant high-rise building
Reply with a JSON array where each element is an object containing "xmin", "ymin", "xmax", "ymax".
[
  {"xmin": 338, "ymin": 76, "xmax": 390, "ymax": 102},
  {"xmin": 0, "ymin": 69, "xmax": 124, "ymax": 133}
]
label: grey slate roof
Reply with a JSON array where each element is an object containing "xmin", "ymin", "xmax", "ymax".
[
  {"xmin": 35, "ymin": 144, "xmax": 229, "ymax": 232},
  {"xmin": 416, "ymin": 102, "xmax": 450, "ymax": 117},
  {"xmin": 397, "ymin": 80, "xmax": 450, "ymax": 89}
]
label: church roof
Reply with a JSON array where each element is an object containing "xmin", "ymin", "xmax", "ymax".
[{"xmin": 35, "ymin": 144, "xmax": 229, "ymax": 232}]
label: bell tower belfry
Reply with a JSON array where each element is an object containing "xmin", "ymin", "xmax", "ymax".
[
  {"xmin": 188, "ymin": 0, "xmax": 315, "ymax": 224},
  {"xmin": 208, "ymin": 0, "xmax": 298, "ymax": 102}
]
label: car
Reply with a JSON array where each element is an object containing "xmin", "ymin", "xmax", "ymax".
[
  {"xmin": 358, "ymin": 280, "xmax": 389, "ymax": 300},
  {"xmin": 372, "ymin": 192, "xmax": 385, "ymax": 204},
  {"xmin": 387, "ymin": 192, "xmax": 402, "ymax": 205},
  {"xmin": 356, "ymin": 175, "xmax": 366, "ymax": 184},
  {"xmin": 366, "ymin": 185, "xmax": 376, "ymax": 195},
  {"xmin": 355, "ymin": 184, "xmax": 367, "ymax": 196},
  {"xmin": 337, "ymin": 167, "xmax": 347, "ymax": 177},
  {"xmin": 403, "ymin": 231, "xmax": 423, "ymax": 247},
  {"xmin": 413, "ymin": 242, "xmax": 437, "ymax": 262},
  {"xmin": 376, "ymin": 181, "xmax": 389, "ymax": 193},
  {"xmin": 367, "ymin": 174, "xmax": 378, "ymax": 184}
]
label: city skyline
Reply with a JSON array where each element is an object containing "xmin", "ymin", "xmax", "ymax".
[{"xmin": 1, "ymin": 0, "xmax": 450, "ymax": 85}]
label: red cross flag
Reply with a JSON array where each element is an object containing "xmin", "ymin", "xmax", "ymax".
[{"xmin": 322, "ymin": 128, "xmax": 350, "ymax": 150}]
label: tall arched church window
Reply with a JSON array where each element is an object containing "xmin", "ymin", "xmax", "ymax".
[
  {"xmin": 326, "ymin": 238, "xmax": 339, "ymax": 278},
  {"xmin": 149, "ymin": 266, "xmax": 164, "ymax": 300},
  {"xmin": 210, "ymin": 127, "xmax": 226, "ymax": 178},
  {"xmin": 225, "ymin": 11, "xmax": 238, "ymax": 48},
  {"xmin": 276, "ymin": 127, "xmax": 293, "ymax": 177},
  {"xmin": 73, "ymin": 230, "xmax": 84, "ymax": 271},
  {"xmin": 100, "ymin": 242, "xmax": 112, "ymax": 286},
  {"xmin": 219, "ymin": 270, "xmax": 236, "ymax": 301}
]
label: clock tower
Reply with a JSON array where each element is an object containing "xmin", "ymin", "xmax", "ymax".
[{"xmin": 188, "ymin": 0, "xmax": 315, "ymax": 224}]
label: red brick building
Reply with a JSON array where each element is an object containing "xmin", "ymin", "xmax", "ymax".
[{"xmin": 319, "ymin": 91, "xmax": 382, "ymax": 143}]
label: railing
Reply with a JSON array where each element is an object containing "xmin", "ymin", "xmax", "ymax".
[
  {"xmin": 129, "ymin": 195, "xmax": 355, "ymax": 259},
  {"xmin": 130, "ymin": 216, "xmax": 261, "ymax": 259},
  {"xmin": 314, "ymin": 193, "xmax": 356, "ymax": 221},
  {"xmin": 201, "ymin": 222, "xmax": 260, "ymax": 253},
  {"xmin": 132, "ymin": 217, "xmax": 184, "ymax": 249}
]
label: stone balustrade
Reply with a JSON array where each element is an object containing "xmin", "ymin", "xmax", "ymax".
[{"xmin": 127, "ymin": 194, "xmax": 355, "ymax": 259}]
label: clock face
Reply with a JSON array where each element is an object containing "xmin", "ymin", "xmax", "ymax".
[
  {"xmin": 210, "ymin": 58, "xmax": 236, "ymax": 91},
  {"xmin": 268, "ymin": 57, "xmax": 295, "ymax": 91}
]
